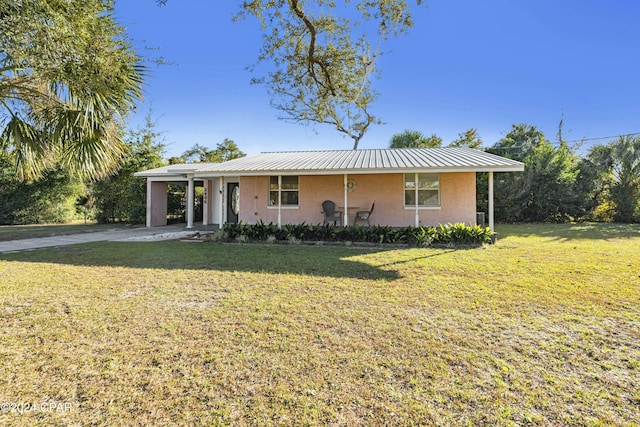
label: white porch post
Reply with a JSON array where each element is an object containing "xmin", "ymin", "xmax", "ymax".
[
  {"xmin": 146, "ymin": 179, "xmax": 152, "ymax": 228},
  {"xmin": 202, "ymin": 179, "xmax": 209, "ymax": 226},
  {"xmin": 343, "ymin": 174, "xmax": 348, "ymax": 226},
  {"xmin": 488, "ymin": 171, "xmax": 494, "ymax": 232},
  {"xmin": 414, "ymin": 173, "xmax": 420, "ymax": 227},
  {"xmin": 218, "ymin": 178, "xmax": 225, "ymax": 225},
  {"xmin": 277, "ymin": 176, "xmax": 282, "ymax": 227},
  {"xmin": 186, "ymin": 175, "xmax": 194, "ymax": 229},
  {"xmin": 277, "ymin": 201, "xmax": 282, "ymax": 228}
]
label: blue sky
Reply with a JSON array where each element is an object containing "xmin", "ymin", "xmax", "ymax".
[{"xmin": 114, "ymin": 1, "xmax": 640, "ymax": 157}]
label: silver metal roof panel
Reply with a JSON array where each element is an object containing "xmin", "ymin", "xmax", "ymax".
[{"xmin": 136, "ymin": 148, "xmax": 524, "ymax": 178}]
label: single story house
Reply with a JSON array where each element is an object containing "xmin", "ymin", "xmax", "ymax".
[{"xmin": 134, "ymin": 147, "xmax": 524, "ymax": 231}]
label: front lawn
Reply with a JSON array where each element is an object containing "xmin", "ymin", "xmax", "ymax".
[{"xmin": 0, "ymin": 223, "xmax": 638, "ymax": 426}]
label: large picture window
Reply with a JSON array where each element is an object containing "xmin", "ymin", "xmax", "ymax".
[
  {"xmin": 269, "ymin": 176, "xmax": 299, "ymax": 206},
  {"xmin": 404, "ymin": 173, "xmax": 440, "ymax": 207}
]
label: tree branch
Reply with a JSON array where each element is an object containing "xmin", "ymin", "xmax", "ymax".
[{"xmin": 288, "ymin": 0, "xmax": 336, "ymax": 96}]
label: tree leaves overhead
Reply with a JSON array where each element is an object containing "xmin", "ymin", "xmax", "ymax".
[
  {"xmin": 0, "ymin": 0, "xmax": 144, "ymax": 180},
  {"xmin": 449, "ymin": 128, "xmax": 482, "ymax": 148},
  {"xmin": 236, "ymin": 0, "xmax": 425, "ymax": 149},
  {"xmin": 174, "ymin": 139, "xmax": 246, "ymax": 164},
  {"xmin": 155, "ymin": 0, "xmax": 424, "ymax": 148},
  {"xmin": 389, "ymin": 129, "xmax": 441, "ymax": 148}
]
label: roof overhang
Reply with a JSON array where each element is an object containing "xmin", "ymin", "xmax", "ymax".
[{"xmin": 191, "ymin": 166, "xmax": 524, "ymax": 178}]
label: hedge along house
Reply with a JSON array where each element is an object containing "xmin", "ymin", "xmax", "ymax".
[{"xmin": 134, "ymin": 148, "xmax": 524, "ymax": 232}]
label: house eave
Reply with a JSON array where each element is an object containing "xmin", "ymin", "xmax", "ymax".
[{"xmin": 193, "ymin": 165, "xmax": 524, "ymax": 178}]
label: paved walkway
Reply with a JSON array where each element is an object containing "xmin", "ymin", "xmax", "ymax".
[{"xmin": 0, "ymin": 225, "xmax": 193, "ymax": 253}]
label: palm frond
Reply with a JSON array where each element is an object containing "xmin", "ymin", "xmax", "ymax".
[
  {"xmin": 1, "ymin": 116, "xmax": 51, "ymax": 180},
  {"xmin": 55, "ymin": 112, "xmax": 128, "ymax": 180}
]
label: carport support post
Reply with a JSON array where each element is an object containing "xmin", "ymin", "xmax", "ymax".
[
  {"xmin": 343, "ymin": 174, "xmax": 349, "ymax": 226},
  {"xmin": 186, "ymin": 175, "xmax": 194, "ymax": 229},
  {"xmin": 488, "ymin": 171, "xmax": 494, "ymax": 232}
]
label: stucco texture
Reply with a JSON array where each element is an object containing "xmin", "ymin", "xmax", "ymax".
[{"xmin": 238, "ymin": 172, "xmax": 476, "ymax": 227}]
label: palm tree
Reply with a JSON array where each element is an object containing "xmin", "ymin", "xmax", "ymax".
[
  {"xmin": 0, "ymin": 0, "xmax": 144, "ymax": 180},
  {"xmin": 609, "ymin": 135, "xmax": 640, "ymax": 222}
]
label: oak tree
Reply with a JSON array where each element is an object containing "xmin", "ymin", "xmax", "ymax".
[{"xmin": 159, "ymin": 0, "xmax": 425, "ymax": 149}]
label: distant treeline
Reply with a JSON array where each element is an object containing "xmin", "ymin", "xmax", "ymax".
[{"xmin": 1, "ymin": 123, "xmax": 638, "ymax": 225}]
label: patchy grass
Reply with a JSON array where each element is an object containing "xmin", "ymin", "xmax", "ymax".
[
  {"xmin": 0, "ymin": 223, "xmax": 638, "ymax": 426},
  {"xmin": 0, "ymin": 222, "xmax": 133, "ymax": 242}
]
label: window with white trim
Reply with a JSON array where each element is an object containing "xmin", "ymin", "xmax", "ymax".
[
  {"xmin": 269, "ymin": 176, "xmax": 299, "ymax": 206},
  {"xmin": 404, "ymin": 173, "xmax": 440, "ymax": 207}
]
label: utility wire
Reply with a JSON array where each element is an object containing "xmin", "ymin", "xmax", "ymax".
[
  {"xmin": 485, "ymin": 131, "xmax": 640, "ymax": 151},
  {"xmin": 563, "ymin": 132, "xmax": 640, "ymax": 144}
]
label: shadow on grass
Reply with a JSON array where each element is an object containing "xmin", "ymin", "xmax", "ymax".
[
  {"xmin": 0, "ymin": 241, "xmax": 406, "ymax": 281},
  {"xmin": 495, "ymin": 222, "xmax": 640, "ymax": 241},
  {"xmin": 376, "ymin": 248, "xmax": 459, "ymax": 267}
]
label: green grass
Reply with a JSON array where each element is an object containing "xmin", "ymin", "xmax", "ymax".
[
  {"xmin": 0, "ymin": 223, "xmax": 638, "ymax": 426},
  {"xmin": 0, "ymin": 222, "xmax": 133, "ymax": 242}
]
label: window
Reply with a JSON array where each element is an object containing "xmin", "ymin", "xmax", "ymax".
[
  {"xmin": 405, "ymin": 173, "xmax": 440, "ymax": 207},
  {"xmin": 269, "ymin": 176, "xmax": 299, "ymax": 206}
]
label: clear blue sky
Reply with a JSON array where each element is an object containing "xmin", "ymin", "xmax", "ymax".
[{"xmin": 114, "ymin": 0, "xmax": 640, "ymax": 157}]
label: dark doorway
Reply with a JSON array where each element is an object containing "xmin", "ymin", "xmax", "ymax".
[{"xmin": 227, "ymin": 183, "xmax": 239, "ymax": 223}]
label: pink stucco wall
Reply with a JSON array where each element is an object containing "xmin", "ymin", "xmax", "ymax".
[
  {"xmin": 238, "ymin": 173, "xmax": 476, "ymax": 227},
  {"xmin": 148, "ymin": 181, "xmax": 168, "ymax": 227}
]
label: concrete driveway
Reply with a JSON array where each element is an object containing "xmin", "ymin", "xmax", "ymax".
[{"xmin": 0, "ymin": 225, "xmax": 196, "ymax": 253}]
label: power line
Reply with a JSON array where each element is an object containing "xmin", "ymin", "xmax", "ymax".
[
  {"xmin": 485, "ymin": 131, "xmax": 640, "ymax": 151},
  {"xmin": 563, "ymin": 132, "xmax": 640, "ymax": 144}
]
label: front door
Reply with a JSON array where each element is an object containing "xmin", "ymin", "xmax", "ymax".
[{"xmin": 227, "ymin": 183, "xmax": 239, "ymax": 223}]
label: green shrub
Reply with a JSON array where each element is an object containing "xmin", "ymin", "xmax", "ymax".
[
  {"xmin": 220, "ymin": 222, "xmax": 492, "ymax": 246},
  {"xmin": 0, "ymin": 163, "xmax": 85, "ymax": 225}
]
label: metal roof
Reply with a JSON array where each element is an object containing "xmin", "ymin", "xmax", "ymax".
[
  {"xmin": 135, "ymin": 148, "xmax": 524, "ymax": 178},
  {"xmin": 133, "ymin": 164, "xmax": 199, "ymax": 178}
]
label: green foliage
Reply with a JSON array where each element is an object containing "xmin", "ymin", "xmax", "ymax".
[
  {"xmin": 0, "ymin": 153, "xmax": 84, "ymax": 224},
  {"xmin": 220, "ymin": 221, "xmax": 492, "ymax": 246},
  {"xmin": 608, "ymin": 135, "xmax": 640, "ymax": 222},
  {"xmin": 486, "ymin": 124, "xmax": 581, "ymax": 223},
  {"xmin": 477, "ymin": 124, "xmax": 639, "ymax": 224},
  {"xmin": 448, "ymin": 128, "xmax": 483, "ymax": 148},
  {"xmin": 0, "ymin": 0, "xmax": 144, "ymax": 180},
  {"xmin": 490, "ymin": 123, "xmax": 546, "ymax": 162},
  {"xmin": 234, "ymin": 1, "xmax": 425, "ymax": 149},
  {"xmin": 573, "ymin": 154, "xmax": 608, "ymax": 220},
  {"xmin": 176, "ymin": 139, "xmax": 245, "ymax": 164},
  {"xmin": 391, "ymin": 128, "xmax": 483, "ymax": 149},
  {"xmin": 573, "ymin": 136, "xmax": 640, "ymax": 223},
  {"xmin": 411, "ymin": 225, "xmax": 435, "ymax": 247},
  {"xmin": 91, "ymin": 116, "xmax": 165, "ymax": 224},
  {"xmin": 389, "ymin": 130, "xmax": 442, "ymax": 148},
  {"xmin": 434, "ymin": 222, "xmax": 492, "ymax": 244},
  {"xmin": 610, "ymin": 183, "xmax": 638, "ymax": 222}
]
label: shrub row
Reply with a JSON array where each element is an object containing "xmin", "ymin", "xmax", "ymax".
[{"xmin": 214, "ymin": 221, "xmax": 494, "ymax": 247}]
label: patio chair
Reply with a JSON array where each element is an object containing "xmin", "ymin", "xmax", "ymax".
[
  {"xmin": 354, "ymin": 201, "xmax": 375, "ymax": 226},
  {"xmin": 322, "ymin": 200, "xmax": 343, "ymax": 226}
]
